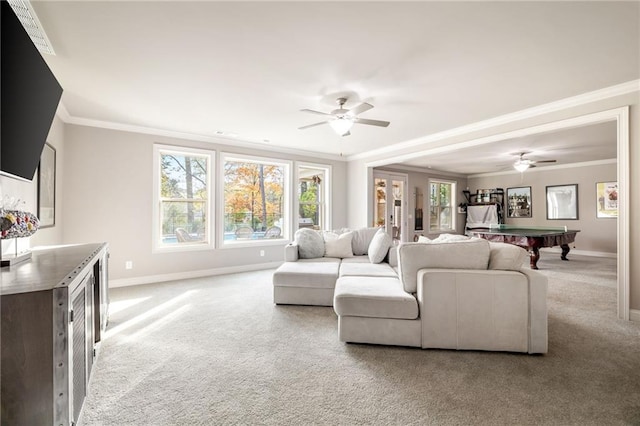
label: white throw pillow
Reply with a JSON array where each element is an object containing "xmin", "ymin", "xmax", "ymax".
[
  {"xmin": 488, "ymin": 242, "xmax": 529, "ymax": 270},
  {"xmin": 417, "ymin": 235, "xmax": 432, "ymax": 243},
  {"xmin": 351, "ymin": 227, "xmax": 382, "ymax": 255},
  {"xmin": 368, "ymin": 228, "xmax": 392, "ymax": 264},
  {"xmin": 432, "ymin": 233, "xmax": 470, "ymax": 243},
  {"xmin": 323, "ymin": 231, "xmax": 354, "ymax": 258},
  {"xmin": 294, "ymin": 228, "xmax": 325, "ymax": 259}
]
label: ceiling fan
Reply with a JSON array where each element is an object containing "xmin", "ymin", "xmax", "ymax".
[
  {"xmin": 298, "ymin": 97, "xmax": 390, "ymax": 136},
  {"xmin": 513, "ymin": 152, "xmax": 557, "ymax": 172}
]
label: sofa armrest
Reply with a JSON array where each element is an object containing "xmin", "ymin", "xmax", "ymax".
[
  {"xmin": 518, "ymin": 268, "xmax": 548, "ymax": 354},
  {"xmin": 416, "ymin": 268, "xmax": 545, "ymax": 353},
  {"xmin": 284, "ymin": 242, "xmax": 299, "ymax": 262}
]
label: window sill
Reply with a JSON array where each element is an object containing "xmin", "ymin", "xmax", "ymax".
[
  {"xmin": 219, "ymin": 239, "xmax": 290, "ymax": 249},
  {"xmin": 153, "ymin": 242, "xmax": 215, "ymax": 254}
]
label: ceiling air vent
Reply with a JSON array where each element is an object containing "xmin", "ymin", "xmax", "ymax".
[{"xmin": 7, "ymin": 0, "xmax": 55, "ymax": 55}]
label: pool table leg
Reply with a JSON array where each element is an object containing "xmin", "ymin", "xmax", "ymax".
[
  {"xmin": 561, "ymin": 244, "xmax": 570, "ymax": 261},
  {"xmin": 530, "ymin": 247, "xmax": 540, "ymax": 270}
]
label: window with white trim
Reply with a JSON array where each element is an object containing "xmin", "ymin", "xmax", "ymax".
[
  {"xmin": 297, "ymin": 164, "xmax": 330, "ymax": 231},
  {"xmin": 153, "ymin": 145, "xmax": 213, "ymax": 251},
  {"xmin": 429, "ymin": 179, "xmax": 456, "ymax": 232},
  {"xmin": 221, "ymin": 154, "xmax": 290, "ymax": 245}
]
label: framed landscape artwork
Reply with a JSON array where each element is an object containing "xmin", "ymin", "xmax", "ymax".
[
  {"xmin": 546, "ymin": 184, "xmax": 578, "ymax": 220},
  {"xmin": 596, "ymin": 181, "xmax": 618, "ymax": 218},
  {"xmin": 37, "ymin": 142, "xmax": 56, "ymax": 227},
  {"xmin": 506, "ymin": 186, "xmax": 532, "ymax": 218}
]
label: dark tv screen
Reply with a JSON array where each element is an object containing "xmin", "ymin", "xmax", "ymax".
[{"xmin": 1, "ymin": 2, "xmax": 63, "ymax": 181}]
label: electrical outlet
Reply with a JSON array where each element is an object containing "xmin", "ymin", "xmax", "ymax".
[
  {"xmin": 125, "ymin": 261, "xmax": 133, "ymax": 270},
  {"xmin": 260, "ymin": 250, "xmax": 265, "ymax": 257}
]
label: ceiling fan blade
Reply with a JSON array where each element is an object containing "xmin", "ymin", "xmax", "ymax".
[
  {"xmin": 300, "ymin": 108, "xmax": 333, "ymax": 116},
  {"xmin": 355, "ymin": 118, "xmax": 390, "ymax": 127},
  {"xmin": 348, "ymin": 102, "xmax": 374, "ymax": 116},
  {"xmin": 532, "ymin": 159, "xmax": 557, "ymax": 163},
  {"xmin": 298, "ymin": 121, "xmax": 328, "ymax": 130}
]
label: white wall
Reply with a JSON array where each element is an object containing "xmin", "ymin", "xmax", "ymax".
[
  {"xmin": 469, "ymin": 162, "xmax": 617, "ymax": 254},
  {"xmin": 61, "ymin": 125, "xmax": 348, "ymax": 282}
]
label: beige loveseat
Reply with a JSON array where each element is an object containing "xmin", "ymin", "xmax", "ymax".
[{"xmin": 273, "ymin": 230, "xmax": 548, "ymax": 354}]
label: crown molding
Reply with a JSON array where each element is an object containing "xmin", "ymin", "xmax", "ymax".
[
  {"xmin": 350, "ymin": 79, "xmax": 640, "ymax": 163},
  {"xmin": 377, "ymin": 163, "xmax": 467, "ymax": 179},
  {"xmin": 54, "ymin": 79, "xmax": 639, "ymax": 165},
  {"xmin": 55, "ymin": 102, "xmax": 71, "ymax": 121},
  {"xmin": 55, "ymin": 103, "xmax": 346, "ymax": 163}
]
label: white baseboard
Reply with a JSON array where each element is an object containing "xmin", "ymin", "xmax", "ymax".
[
  {"xmin": 109, "ymin": 261, "xmax": 283, "ymax": 288},
  {"xmin": 630, "ymin": 309, "xmax": 640, "ymax": 323},
  {"xmin": 539, "ymin": 248, "xmax": 617, "ymax": 258}
]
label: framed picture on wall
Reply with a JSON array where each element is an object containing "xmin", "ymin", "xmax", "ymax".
[
  {"xmin": 37, "ymin": 142, "xmax": 56, "ymax": 228},
  {"xmin": 506, "ymin": 186, "xmax": 532, "ymax": 218},
  {"xmin": 596, "ymin": 181, "xmax": 618, "ymax": 218},
  {"xmin": 546, "ymin": 184, "xmax": 578, "ymax": 220}
]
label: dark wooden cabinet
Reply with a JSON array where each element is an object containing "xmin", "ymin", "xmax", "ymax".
[{"xmin": 1, "ymin": 243, "xmax": 109, "ymax": 426}]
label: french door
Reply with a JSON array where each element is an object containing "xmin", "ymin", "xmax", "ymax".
[{"xmin": 373, "ymin": 171, "xmax": 408, "ymax": 243}]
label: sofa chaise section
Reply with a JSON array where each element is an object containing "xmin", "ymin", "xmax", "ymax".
[
  {"xmin": 273, "ymin": 257, "xmax": 340, "ymax": 306},
  {"xmin": 334, "ymin": 276, "xmax": 421, "ymax": 347}
]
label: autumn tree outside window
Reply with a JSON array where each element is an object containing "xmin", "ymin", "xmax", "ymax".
[{"xmin": 222, "ymin": 154, "xmax": 290, "ymax": 244}]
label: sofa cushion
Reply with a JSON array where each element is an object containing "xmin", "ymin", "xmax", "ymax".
[
  {"xmin": 339, "ymin": 262, "xmax": 397, "ymax": 278},
  {"xmin": 368, "ymin": 228, "xmax": 392, "ymax": 263},
  {"xmin": 334, "ymin": 277, "xmax": 419, "ymax": 320},
  {"xmin": 273, "ymin": 261, "xmax": 340, "ymax": 289},
  {"xmin": 351, "ymin": 227, "xmax": 381, "ymax": 255},
  {"xmin": 387, "ymin": 246, "xmax": 398, "ymax": 267},
  {"xmin": 397, "ymin": 238, "xmax": 491, "ymax": 293},
  {"xmin": 488, "ymin": 242, "xmax": 528, "ymax": 271},
  {"xmin": 341, "ymin": 255, "xmax": 370, "ymax": 263},
  {"xmin": 323, "ymin": 231, "xmax": 354, "ymax": 258},
  {"xmin": 295, "ymin": 228, "xmax": 324, "ymax": 259}
]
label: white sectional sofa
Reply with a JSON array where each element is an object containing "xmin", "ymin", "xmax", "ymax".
[{"xmin": 272, "ymin": 228, "xmax": 548, "ymax": 354}]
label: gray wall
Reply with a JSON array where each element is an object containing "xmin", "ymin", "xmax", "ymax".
[
  {"xmin": 468, "ymin": 162, "xmax": 617, "ymax": 254},
  {"xmin": 61, "ymin": 125, "xmax": 348, "ymax": 281},
  {"xmin": 0, "ymin": 116, "xmax": 66, "ymax": 248},
  {"xmin": 376, "ymin": 167, "xmax": 468, "ymax": 240}
]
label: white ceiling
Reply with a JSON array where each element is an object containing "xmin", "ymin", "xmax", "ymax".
[
  {"xmin": 32, "ymin": 1, "xmax": 638, "ymax": 173},
  {"xmin": 403, "ymin": 120, "xmax": 618, "ymax": 175}
]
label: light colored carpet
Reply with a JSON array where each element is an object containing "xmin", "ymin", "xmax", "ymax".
[{"xmin": 80, "ymin": 255, "xmax": 640, "ymax": 426}]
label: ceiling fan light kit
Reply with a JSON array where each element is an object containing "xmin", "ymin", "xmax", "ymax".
[
  {"xmin": 299, "ymin": 97, "xmax": 390, "ymax": 137},
  {"xmin": 512, "ymin": 152, "xmax": 556, "ymax": 172},
  {"xmin": 328, "ymin": 116, "xmax": 354, "ymax": 136}
]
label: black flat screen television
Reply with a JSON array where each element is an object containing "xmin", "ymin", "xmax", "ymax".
[{"xmin": 1, "ymin": 2, "xmax": 63, "ymax": 182}]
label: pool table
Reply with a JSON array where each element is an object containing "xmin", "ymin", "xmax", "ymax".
[{"xmin": 468, "ymin": 226, "xmax": 580, "ymax": 269}]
